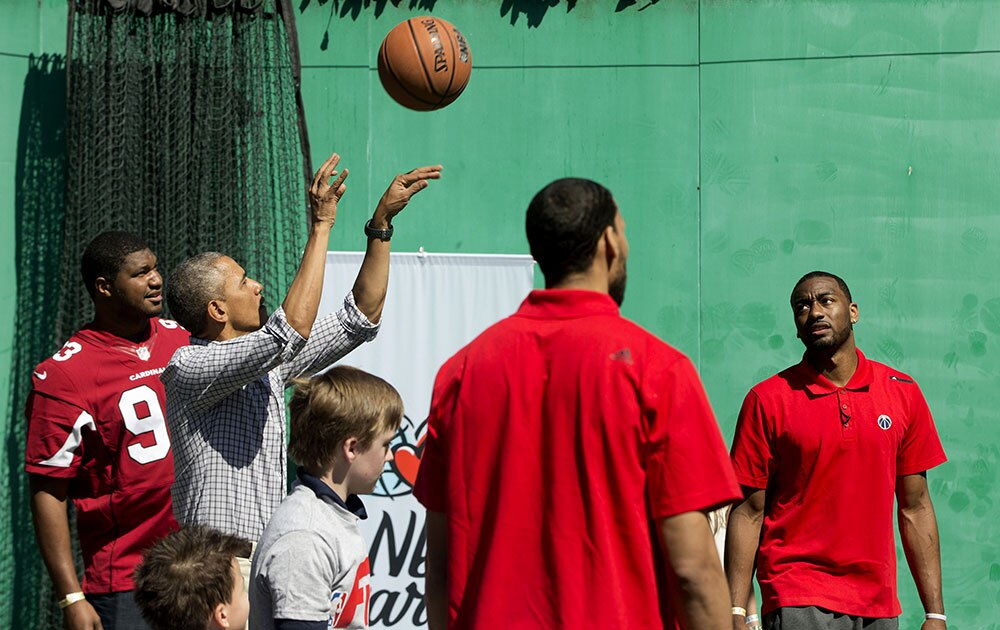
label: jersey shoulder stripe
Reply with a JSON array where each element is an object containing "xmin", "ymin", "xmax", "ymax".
[{"xmin": 36, "ymin": 409, "xmax": 96, "ymax": 468}]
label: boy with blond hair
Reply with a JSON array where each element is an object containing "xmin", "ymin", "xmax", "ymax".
[{"xmin": 249, "ymin": 366, "xmax": 403, "ymax": 629}]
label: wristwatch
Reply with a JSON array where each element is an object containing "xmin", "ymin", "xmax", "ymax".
[{"xmin": 364, "ymin": 219, "xmax": 393, "ymax": 241}]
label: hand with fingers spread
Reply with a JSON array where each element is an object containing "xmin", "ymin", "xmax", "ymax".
[
  {"xmin": 349, "ymin": 163, "xmax": 442, "ymax": 322},
  {"xmin": 308, "ymin": 152, "xmax": 350, "ymax": 227},
  {"xmin": 372, "ymin": 165, "xmax": 443, "ymax": 228}
]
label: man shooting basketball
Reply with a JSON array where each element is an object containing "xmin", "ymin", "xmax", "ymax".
[{"xmin": 163, "ymin": 152, "xmax": 440, "ymax": 587}]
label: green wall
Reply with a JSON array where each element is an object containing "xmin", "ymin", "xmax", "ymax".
[
  {"xmin": 0, "ymin": 4, "xmax": 66, "ymax": 462},
  {"xmin": 3, "ymin": 1, "xmax": 998, "ymax": 626}
]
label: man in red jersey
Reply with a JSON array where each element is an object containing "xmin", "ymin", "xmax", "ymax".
[
  {"xmin": 414, "ymin": 178, "xmax": 741, "ymax": 630},
  {"xmin": 726, "ymin": 271, "xmax": 947, "ymax": 630},
  {"xmin": 25, "ymin": 231, "xmax": 189, "ymax": 630}
]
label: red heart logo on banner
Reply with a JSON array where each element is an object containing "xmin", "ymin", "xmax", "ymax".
[{"xmin": 392, "ymin": 433, "xmax": 426, "ymax": 488}]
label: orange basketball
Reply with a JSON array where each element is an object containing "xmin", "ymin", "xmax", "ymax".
[{"xmin": 377, "ymin": 16, "xmax": 472, "ymax": 111}]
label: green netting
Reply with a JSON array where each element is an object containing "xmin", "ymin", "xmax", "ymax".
[
  {"xmin": 61, "ymin": 0, "xmax": 308, "ymax": 340},
  {"xmin": 6, "ymin": 2, "xmax": 309, "ymax": 627},
  {"xmin": 7, "ymin": 53, "xmax": 69, "ymax": 630}
]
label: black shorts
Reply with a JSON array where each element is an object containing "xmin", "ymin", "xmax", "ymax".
[
  {"xmin": 764, "ymin": 606, "xmax": 898, "ymax": 630},
  {"xmin": 89, "ymin": 591, "xmax": 151, "ymax": 630}
]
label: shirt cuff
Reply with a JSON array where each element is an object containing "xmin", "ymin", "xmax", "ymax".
[
  {"xmin": 25, "ymin": 464, "xmax": 79, "ymax": 478},
  {"xmin": 339, "ymin": 291, "xmax": 380, "ymax": 341},
  {"xmin": 897, "ymin": 453, "xmax": 948, "ymax": 477},
  {"xmin": 266, "ymin": 307, "xmax": 308, "ymax": 355}
]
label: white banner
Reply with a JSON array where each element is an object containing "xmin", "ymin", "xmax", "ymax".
[{"xmin": 319, "ymin": 251, "xmax": 535, "ymax": 629}]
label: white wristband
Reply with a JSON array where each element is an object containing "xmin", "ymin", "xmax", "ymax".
[
  {"xmin": 925, "ymin": 613, "xmax": 946, "ymax": 621},
  {"xmin": 745, "ymin": 614, "xmax": 761, "ymax": 624},
  {"xmin": 57, "ymin": 592, "xmax": 86, "ymax": 609},
  {"xmin": 731, "ymin": 607, "xmax": 747, "ymax": 616}
]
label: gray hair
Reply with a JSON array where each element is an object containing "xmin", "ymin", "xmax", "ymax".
[{"xmin": 167, "ymin": 252, "xmax": 227, "ymax": 336}]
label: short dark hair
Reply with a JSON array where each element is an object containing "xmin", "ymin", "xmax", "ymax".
[
  {"xmin": 167, "ymin": 252, "xmax": 227, "ymax": 335},
  {"xmin": 133, "ymin": 526, "xmax": 245, "ymax": 630},
  {"xmin": 80, "ymin": 231, "xmax": 150, "ymax": 297},
  {"xmin": 792, "ymin": 270, "xmax": 853, "ymax": 302},
  {"xmin": 289, "ymin": 366, "xmax": 404, "ymax": 472},
  {"xmin": 525, "ymin": 178, "xmax": 618, "ymax": 286}
]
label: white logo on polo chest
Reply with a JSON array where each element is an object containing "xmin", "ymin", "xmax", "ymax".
[{"xmin": 877, "ymin": 414, "xmax": 892, "ymax": 430}]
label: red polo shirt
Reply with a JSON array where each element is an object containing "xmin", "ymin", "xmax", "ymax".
[
  {"xmin": 731, "ymin": 348, "xmax": 947, "ymax": 618},
  {"xmin": 414, "ymin": 290, "xmax": 740, "ymax": 629}
]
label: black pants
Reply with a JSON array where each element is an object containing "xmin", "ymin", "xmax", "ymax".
[
  {"xmin": 89, "ymin": 591, "xmax": 151, "ymax": 630},
  {"xmin": 765, "ymin": 606, "xmax": 899, "ymax": 630}
]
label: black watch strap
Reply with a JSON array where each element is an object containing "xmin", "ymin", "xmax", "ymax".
[{"xmin": 364, "ymin": 219, "xmax": 393, "ymax": 241}]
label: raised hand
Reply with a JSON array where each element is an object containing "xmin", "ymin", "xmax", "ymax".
[
  {"xmin": 372, "ymin": 165, "xmax": 443, "ymax": 226},
  {"xmin": 308, "ymin": 152, "xmax": 350, "ymax": 227}
]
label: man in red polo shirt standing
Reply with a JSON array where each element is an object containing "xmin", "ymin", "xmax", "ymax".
[
  {"xmin": 414, "ymin": 178, "xmax": 741, "ymax": 629},
  {"xmin": 725, "ymin": 271, "xmax": 948, "ymax": 630}
]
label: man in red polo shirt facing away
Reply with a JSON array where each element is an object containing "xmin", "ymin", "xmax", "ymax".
[
  {"xmin": 726, "ymin": 271, "xmax": 948, "ymax": 630},
  {"xmin": 414, "ymin": 178, "xmax": 741, "ymax": 629}
]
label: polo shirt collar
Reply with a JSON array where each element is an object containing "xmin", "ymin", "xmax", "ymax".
[
  {"xmin": 296, "ymin": 467, "xmax": 367, "ymax": 519},
  {"xmin": 518, "ymin": 289, "xmax": 620, "ymax": 319},
  {"xmin": 799, "ymin": 347, "xmax": 873, "ymax": 396}
]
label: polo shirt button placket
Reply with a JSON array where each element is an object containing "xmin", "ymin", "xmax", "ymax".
[{"xmin": 837, "ymin": 389, "xmax": 856, "ymax": 444}]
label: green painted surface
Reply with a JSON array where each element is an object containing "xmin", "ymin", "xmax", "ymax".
[
  {"xmin": 701, "ymin": 0, "xmax": 1000, "ymax": 62},
  {"xmin": 700, "ymin": 51, "xmax": 1000, "ymax": 626},
  {"xmin": 2, "ymin": 1, "xmax": 999, "ymax": 626},
  {"xmin": 298, "ymin": 0, "xmax": 698, "ymax": 67}
]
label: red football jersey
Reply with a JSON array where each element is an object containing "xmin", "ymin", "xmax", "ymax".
[{"xmin": 25, "ymin": 318, "xmax": 189, "ymax": 594}]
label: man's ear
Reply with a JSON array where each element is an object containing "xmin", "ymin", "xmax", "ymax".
[
  {"xmin": 850, "ymin": 302, "xmax": 859, "ymax": 325},
  {"xmin": 94, "ymin": 276, "xmax": 114, "ymax": 299},
  {"xmin": 207, "ymin": 299, "xmax": 228, "ymax": 325},
  {"xmin": 602, "ymin": 225, "xmax": 621, "ymax": 265}
]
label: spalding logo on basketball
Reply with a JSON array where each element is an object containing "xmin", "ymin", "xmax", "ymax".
[{"xmin": 377, "ymin": 16, "xmax": 472, "ymax": 111}]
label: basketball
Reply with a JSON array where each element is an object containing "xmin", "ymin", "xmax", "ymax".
[{"xmin": 377, "ymin": 16, "xmax": 472, "ymax": 111}]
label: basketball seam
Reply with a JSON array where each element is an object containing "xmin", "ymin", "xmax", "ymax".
[
  {"xmin": 407, "ymin": 19, "xmax": 443, "ymax": 102},
  {"xmin": 381, "ymin": 41, "xmax": 439, "ymax": 108},
  {"xmin": 441, "ymin": 25, "xmax": 458, "ymax": 101}
]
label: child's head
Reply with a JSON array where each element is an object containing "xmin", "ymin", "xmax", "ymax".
[
  {"xmin": 289, "ymin": 365, "xmax": 404, "ymax": 494},
  {"xmin": 133, "ymin": 526, "xmax": 249, "ymax": 630}
]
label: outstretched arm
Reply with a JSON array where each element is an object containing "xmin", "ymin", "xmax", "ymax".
[
  {"xmin": 282, "ymin": 152, "xmax": 349, "ymax": 338},
  {"xmin": 897, "ymin": 472, "xmax": 946, "ymax": 629},
  {"xmin": 725, "ymin": 487, "xmax": 765, "ymax": 630},
  {"xmin": 164, "ymin": 153, "xmax": 351, "ymax": 406},
  {"xmin": 29, "ymin": 475, "xmax": 104, "ymax": 630},
  {"xmin": 352, "ymin": 165, "xmax": 442, "ymax": 322},
  {"xmin": 658, "ymin": 510, "xmax": 730, "ymax": 629}
]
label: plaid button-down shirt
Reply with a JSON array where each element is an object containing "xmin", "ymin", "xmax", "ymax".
[{"xmin": 163, "ymin": 293, "xmax": 379, "ymax": 541}]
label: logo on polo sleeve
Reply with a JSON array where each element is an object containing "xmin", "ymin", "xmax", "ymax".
[{"xmin": 877, "ymin": 414, "xmax": 892, "ymax": 430}]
